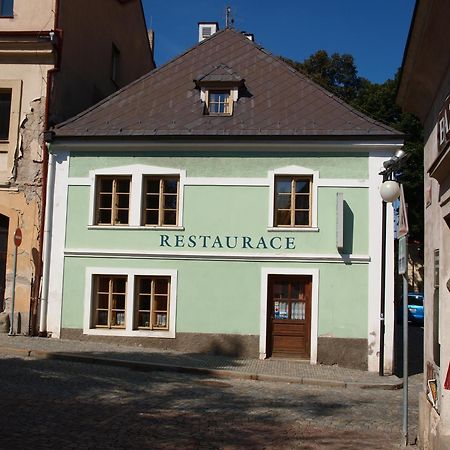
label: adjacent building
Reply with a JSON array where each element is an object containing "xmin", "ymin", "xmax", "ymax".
[
  {"xmin": 45, "ymin": 26, "xmax": 403, "ymax": 371},
  {"xmin": 397, "ymin": 1, "xmax": 450, "ymax": 448},
  {"xmin": 0, "ymin": 0, "xmax": 154, "ymax": 334}
]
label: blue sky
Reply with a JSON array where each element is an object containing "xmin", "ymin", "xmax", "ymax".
[{"xmin": 141, "ymin": 0, "xmax": 415, "ymax": 84}]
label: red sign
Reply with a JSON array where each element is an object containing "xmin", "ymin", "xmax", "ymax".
[
  {"xmin": 13, "ymin": 228, "xmax": 22, "ymax": 247},
  {"xmin": 445, "ymin": 362, "xmax": 450, "ymax": 391}
]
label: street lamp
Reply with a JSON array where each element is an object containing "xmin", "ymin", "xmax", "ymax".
[{"xmin": 378, "ymin": 148, "xmax": 410, "ymax": 446}]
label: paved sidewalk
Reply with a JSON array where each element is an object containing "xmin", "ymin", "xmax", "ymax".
[{"xmin": 0, "ymin": 334, "xmax": 403, "ymax": 389}]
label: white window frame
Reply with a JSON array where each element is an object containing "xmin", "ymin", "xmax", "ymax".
[
  {"xmin": 87, "ymin": 164, "xmax": 186, "ymax": 229},
  {"xmin": 84, "ymin": 267, "xmax": 177, "ymax": 338},
  {"xmin": 268, "ymin": 166, "xmax": 319, "ymax": 230},
  {"xmin": 200, "ymin": 87, "xmax": 238, "ymax": 116}
]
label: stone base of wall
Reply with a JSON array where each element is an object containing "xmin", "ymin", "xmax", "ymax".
[
  {"xmin": 419, "ymin": 391, "xmax": 450, "ymax": 450},
  {"xmin": 60, "ymin": 329, "xmax": 259, "ymax": 358},
  {"xmin": 317, "ymin": 337, "xmax": 368, "ymax": 370}
]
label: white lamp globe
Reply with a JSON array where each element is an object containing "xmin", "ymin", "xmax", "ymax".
[{"xmin": 380, "ymin": 180, "xmax": 400, "ymax": 203}]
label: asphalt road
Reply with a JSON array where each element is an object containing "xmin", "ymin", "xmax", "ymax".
[{"xmin": 0, "ymin": 354, "xmax": 421, "ymax": 449}]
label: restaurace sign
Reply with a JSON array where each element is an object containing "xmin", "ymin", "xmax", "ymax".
[
  {"xmin": 160, "ymin": 234, "xmax": 296, "ymax": 250},
  {"xmin": 438, "ymin": 95, "xmax": 450, "ymax": 153}
]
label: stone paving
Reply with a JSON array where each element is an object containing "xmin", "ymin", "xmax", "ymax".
[
  {"xmin": 0, "ymin": 335, "xmax": 402, "ymax": 388},
  {"xmin": 0, "ymin": 352, "xmax": 421, "ymax": 449}
]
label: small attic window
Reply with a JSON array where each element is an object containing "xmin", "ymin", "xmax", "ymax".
[
  {"xmin": 207, "ymin": 90, "xmax": 232, "ymax": 115},
  {"xmin": 194, "ymin": 64, "xmax": 244, "ymax": 117}
]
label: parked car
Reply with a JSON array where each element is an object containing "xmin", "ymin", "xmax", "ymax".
[{"xmin": 407, "ymin": 292, "xmax": 424, "ymax": 325}]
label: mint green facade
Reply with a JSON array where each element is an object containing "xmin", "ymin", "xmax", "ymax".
[{"xmin": 60, "ymin": 149, "xmax": 370, "ymax": 345}]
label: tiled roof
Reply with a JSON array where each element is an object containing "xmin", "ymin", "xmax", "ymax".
[{"xmin": 54, "ymin": 28, "xmax": 401, "ymax": 138}]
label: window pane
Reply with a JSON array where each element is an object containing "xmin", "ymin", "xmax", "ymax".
[
  {"xmin": 163, "ymin": 210, "xmax": 177, "ymax": 225},
  {"xmin": 163, "ymin": 179, "xmax": 178, "ymax": 194},
  {"xmin": 275, "ymin": 194, "xmax": 291, "ymax": 210},
  {"xmin": 153, "ymin": 312, "xmax": 167, "ymax": 328},
  {"xmin": 146, "ymin": 179, "xmax": 160, "ymax": 193},
  {"xmin": 291, "ymin": 281, "xmax": 305, "ymax": 300},
  {"xmin": 295, "ymin": 195, "xmax": 309, "ymax": 209},
  {"xmin": 0, "ymin": 0, "xmax": 13, "ymax": 16},
  {"xmin": 146, "ymin": 195, "xmax": 159, "ymax": 209},
  {"xmin": 116, "ymin": 209, "xmax": 129, "ymax": 224},
  {"xmin": 138, "ymin": 312, "xmax": 150, "ymax": 328},
  {"xmin": 154, "ymin": 295, "xmax": 168, "ymax": 311},
  {"xmin": 139, "ymin": 277, "xmax": 151, "ymax": 294},
  {"xmin": 164, "ymin": 194, "xmax": 177, "ymax": 209},
  {"xmin": 275, "ymin": 179, "xmax": 292, "ymax": 194},
  {"xmin": 117, "ymin": 193, "xmax": 129, "ymax": 208},
  {"xmin": 112, "ymin": 294, "xmax": 126, "ymax": 310},
  {"xmin": 155, "ymin": 278, "xmax": 168, "ymax": 294},
  {"xmin": 111, "ymin": 311, "xmax": 125, "ymax": 327},
  {"xmin": 116, "ymin": 179, "xmax": 130, "ymax": 193},
  {"xmin": 97, "ymin": 294, "xmax": 109, "ymax": 310},
  {"xmin": 273, "ymin": 281, "xmax": 289, "ymax": 299},
  {"xmin": 275, "ymin": 301, "xmax": 289, "ymax": 319},
  {"xmin": 98, "ymin": 209, "xmax": 112, "ymax": 224},
  {"xmin": 113, "ymin": 278, "xmax": 126, "ymax": 293},
  {"xmin": 98, "ymin": 277, "xmax": 110, "ymax": 293},
  {"xmin": 139, "ymin": 295, "xmax": 151, "ymax": 311},
  {"xmin": 276, "ymin": 210, "xmax": 291, "ymax": 226},
  {"xmin": 0, "ymin": 90, "xmax": 12, "ymax": 140},
  {"xmin": 146, "ymin": 210, "xmax": 159, "ymax": 225},
  {"xmin": 295, "ymin": 180, "xmax": 310, "ymax": 194},
  {"xmin": 99, "ymin": 194, "xmax": 112, "ymax": 208},
  {"xmin": 292, "ymin": 302, "xmax": 305, "ymax": 320},
  {"xmin": 96, "ymin": 311, "xmax": 108, "ymax": 326},
  {"xmin": 99, "ymin": 178, "xmax": 113, "ymax": 192},
  {"xmin": 295, "ymin": 211, "xmax": 309, "ymax": 225}
]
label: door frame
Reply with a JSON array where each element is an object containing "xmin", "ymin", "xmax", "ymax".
[{"xmin": 259, "ymin": 268, "xmax": 319, "ymax": 364}]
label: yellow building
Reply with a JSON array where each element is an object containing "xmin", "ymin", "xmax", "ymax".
[{"xmin": 0, "ymin": 0, "xmax": 154, "ymax": 334}]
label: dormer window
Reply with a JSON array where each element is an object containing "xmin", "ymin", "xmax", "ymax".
[
  {"xmin": 194, "ymin": 64, "xmax": 245, "ymax": 117},
  {"xmin": 207, "ymin": 90, "xmax": 232, "ymax": 115}
]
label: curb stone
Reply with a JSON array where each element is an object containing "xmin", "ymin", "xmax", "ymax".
[{"xmin": 0, "ymin": 345, "xmax": 403, "ymax": 390}]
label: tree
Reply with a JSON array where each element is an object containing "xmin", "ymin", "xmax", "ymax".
[{"xmin": 283, "ymin": 51, "xmax": 424, "ymax": 243}]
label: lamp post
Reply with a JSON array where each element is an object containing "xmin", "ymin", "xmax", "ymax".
[{"xmin": 378, "ymin": 148, "xmax": 409, "ymax": 446}]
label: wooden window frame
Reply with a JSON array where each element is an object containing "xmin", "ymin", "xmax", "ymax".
[
  {"xmin": 92, "ymin": 275, "xmax": 127, "ymax": 329},
  {"xmin": 206, "ymin": 90, "xmax": 233, "ymax": 116},
  {"xmin": 95, "ymin": 175, "xmax": 131, "ymax": 226},
  {"xmin": 135, "ymin": 276, "xmax": 170, "ymax": 330},
  {"xmin": 142, "ymin": 176, "xmax": 179, "ymax": 226},
  {"xmin": 274, "ymin": 176, "xmax": 312, "ymax": 227}
]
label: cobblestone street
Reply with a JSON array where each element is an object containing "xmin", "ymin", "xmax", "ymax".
[{"xmin": 0, "ymin": 353, "xmax": 420, "ymax": 449}]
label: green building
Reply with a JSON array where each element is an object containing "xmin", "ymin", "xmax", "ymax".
[{"xmin": 44, "ymin": 27, "xmax": 403, "ymax": 371}]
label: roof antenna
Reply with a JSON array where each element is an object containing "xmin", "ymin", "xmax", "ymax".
[{"xmin": 225, "ymin": 6, "xmax": 234, "ymax": 29}]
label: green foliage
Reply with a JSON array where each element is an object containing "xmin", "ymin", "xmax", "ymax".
[{"xmin": 283, "ymin": 51, "xmax": 424, "ymax": 242}]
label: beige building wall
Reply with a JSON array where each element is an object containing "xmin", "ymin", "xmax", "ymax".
[{"xmin": 0, "ymin": 0, "xmax": 55, "ymax": 31}]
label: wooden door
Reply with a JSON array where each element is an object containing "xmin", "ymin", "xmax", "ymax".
[{"xmin": 267, "ymin": 275, "xmax": 312, "ymax": 359}]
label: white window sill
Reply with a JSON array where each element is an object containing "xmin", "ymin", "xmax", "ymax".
[
  {"xmin": 267, "ymin": 227, "xmax": 319, "ymax": 232},
  {"xmin": 87, "ymin": 225, "xmax": 185, "ymax": 231},
  {"xmin": 83, "ymin": 328, "xmax": 175, "ymax": 338}
]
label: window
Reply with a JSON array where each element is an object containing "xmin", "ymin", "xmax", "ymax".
[
  {"xmin": 207, "ymin": 90, "xmax": 232, "ymax": 115},
  {"xmin": 0, "ymin": 89, "xmax": 12, "ymax": 140},
  {"xmin": 143, "ymin": 176, "xmax": 179, "ymax": 226},
  {"xmin": 274, "ymin": 176, "xmax": 312, "ymax": 227},
  {"xmin": 95, "ymin": 176, "xmax": 131, "ymax": 225},
  {"xmin": 93, "ymin": 275, "xmax": 127, "ymax": 328},
  {"xmin": 135, "ymin": 276, "xmax": 170, "ymax": 330},
  {"xmin": 0, "ymin": 0, "xmax": 13, "ymax": 17},
  {"xmin": 111, "ymin": 43, "xmax": 120, "ymax": 86}
]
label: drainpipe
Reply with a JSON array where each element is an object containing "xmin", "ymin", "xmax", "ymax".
[
  {"xmin": 37, "ymin": 0, "xmax": 61, "ymax": 336},
  {"xmin": 38, "ymin": 151, "xmax": 56, "ymax": 335}
]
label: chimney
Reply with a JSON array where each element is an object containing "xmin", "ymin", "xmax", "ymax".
[
  {"xmin": 198, "ymin": 22, "xmax": 219, "ymax": 42},
  {"xmin": 147, "ymin": 29, "xmax": 155, "ymax": 56}
]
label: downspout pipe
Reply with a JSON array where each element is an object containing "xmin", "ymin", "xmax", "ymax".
[
  {"xmin": 37, "ymin": 0, "xmax": 61, "ymax": 336},
  {"xmin": 38, "ymin": 151, "xmax": 56, "ymax": 335}
]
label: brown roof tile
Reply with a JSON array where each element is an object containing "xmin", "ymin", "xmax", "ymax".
[{"xmin": 54, "ymin": 28, "xmax": 402, "ymax": 138}]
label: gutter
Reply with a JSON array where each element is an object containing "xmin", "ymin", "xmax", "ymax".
[{"xmin": 37, "ymin": 0, "xmax": 62, "ymax": 336}]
